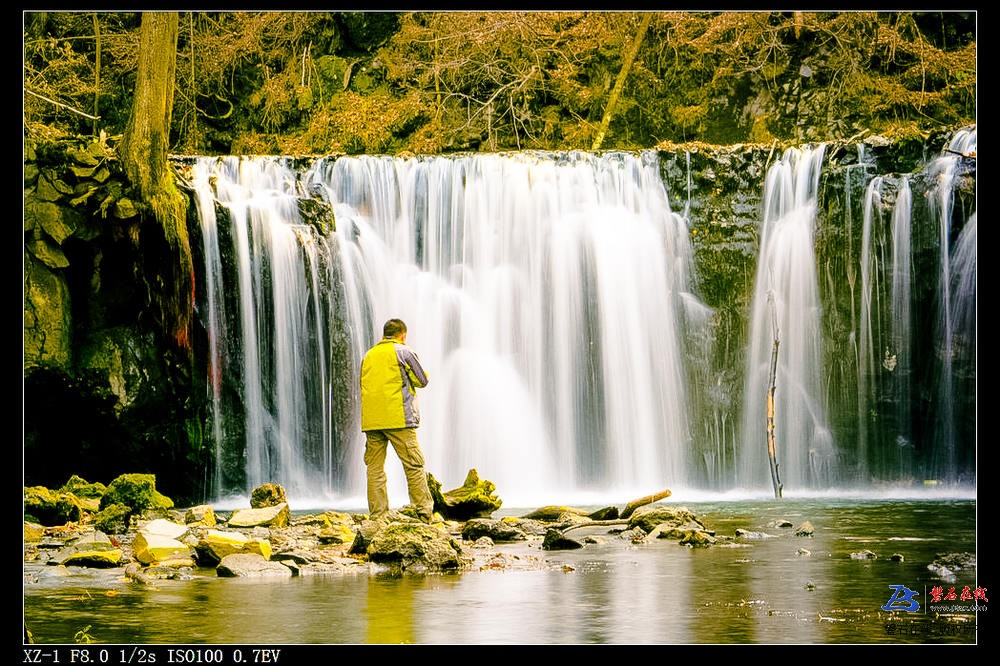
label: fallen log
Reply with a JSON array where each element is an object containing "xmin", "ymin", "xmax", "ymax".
[
  {"xmin": 620, "ymin": 488, "xmax": 672, "ymax": 519},
  {"xmin": 559, "ymin": 519, "xmax": 629, "ymax": 534},
  {"xmin": 556, "ymin": 488, "xmax": 673, "ymax": 533}
]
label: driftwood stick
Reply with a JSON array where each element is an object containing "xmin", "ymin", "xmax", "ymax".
[
  {"xmin": 560, "ymin": 519, "xmax": 630, "ymax": 534},
  {"xmin": 944, "ymin": 148, "xmax": 976, "ymax": 159},
  {"xmin": 620, "ymin": 488, "xmax": 672, "ymax": 519},
  {"xmin": 765, "ymin": 291, "xmax": 783, "ymax": 499},
  {"xmin": 25, "ymin": 88, "xmax": 101, "ymax": 120},
  {"xmin": 767, "ymin": 336, "xmax": 783, "ymax": 499}
]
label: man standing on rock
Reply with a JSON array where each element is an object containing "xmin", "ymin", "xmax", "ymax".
[{"xmin": 359, "ymin": 318, "xmax": 435, "ymax": 523}]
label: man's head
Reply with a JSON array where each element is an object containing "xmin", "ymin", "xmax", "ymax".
[{"xmin": 383, "ymin": 318, "xmax": 407, "ymax": 341}]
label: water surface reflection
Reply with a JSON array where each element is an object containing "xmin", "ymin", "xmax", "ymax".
[{"xmin": 24, "ymin": 498, "xmax": 979, "ymax": 645}]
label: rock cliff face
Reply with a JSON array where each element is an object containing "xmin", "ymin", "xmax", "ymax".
[
  {"xmin": 657, "ymin": 130, "xmax": 976, "ymax": 487},
  {"xmin": 23, "ymin": 134, "xmax": 212, "ymax": 503},
  {"xmin": 23, "ymin": 127, "xmax": 976, "ymax": 505}
]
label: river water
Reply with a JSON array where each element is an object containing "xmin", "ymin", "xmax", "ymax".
[{"xmin": 23, "ymin": 494, "xmax": 983, "ymax": 649}]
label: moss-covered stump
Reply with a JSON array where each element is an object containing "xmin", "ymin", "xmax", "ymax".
[{"xmin": 428, "ymin": 469, "xmax": 502, "ymax": 521}]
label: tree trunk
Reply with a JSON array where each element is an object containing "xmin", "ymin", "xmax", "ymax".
[
  {"xmin": 591, "ymin": 13, "xmax": 652, "ymax": 151},
  {"xmin": 118, "ymin": 12, "xmax": 193, "ymax": 352},
  {"xmin": 92, "ymin": 13, "xmax": 101, "ymax": 135}
]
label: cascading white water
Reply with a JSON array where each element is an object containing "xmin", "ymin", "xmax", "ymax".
[
  {"xmin": 855, "ymin": 172, "xmax": 915, "ymax": 481},
  {"xmin": 303, "ymin": 151, "xmax": 697, "ymax": 506},
  {"xmin": 925, "ymin": 127, "xmax": 977, "ymax": 482},
  {"xmin": 191, "ymin": 157, "xmax": 341, "ymax": 500},
  {"xmin": 187, "ymin": 131, "xmax": 974, "ymax": 506},
  {"xmin": 889, "ymin": 177, "xmax": 914, "ymax": 475},
  {"xmin": 857, "ymin": 174, "xmax": 886, "ymax": 481},
  {"xmin": 738, "ymin": 145, "xmax": 834, "ymax": 492},
  {"xmin": 949, "ymin": 212, "xmax": 976, "ymax": 356}
]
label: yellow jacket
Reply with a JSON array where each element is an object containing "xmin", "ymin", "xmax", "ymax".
[{"xmin": 360, "ymin": 338, "xmax": 429, "ymax": 431}]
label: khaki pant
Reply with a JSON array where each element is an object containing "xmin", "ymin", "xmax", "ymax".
[{"xmin": 363, "ymin": 428, "xmax": 434, "ymax": 520}]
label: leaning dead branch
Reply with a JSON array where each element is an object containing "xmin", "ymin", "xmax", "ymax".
[{"xmin": 555, "ymin": 487, "xmax": 673, "ymax": 533}]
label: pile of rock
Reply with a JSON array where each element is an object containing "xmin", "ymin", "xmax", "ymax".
[{"xmin": 24, "ymin": 472, "xmax": 723, "ymax": 582}]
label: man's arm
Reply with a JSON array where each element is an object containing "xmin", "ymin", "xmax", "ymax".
[{"xmin": 400, "ymin": 346, "xmax": 429, "ymax": 388}]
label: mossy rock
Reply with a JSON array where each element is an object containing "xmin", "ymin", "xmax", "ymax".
[
  {"xmin": 59, "ymin": 474, "xmax": 107, "ymax": 499},
  {"xmin": 98, "ymin": 473, "xmax": 174, "ymax": 514},
  {"xmin": 250, "ymin": 482, "xmax": 287, "ymax": 508},
  {"xmin": 23, "ymin": 485, "xmax": 85, "ymax": 526},
  {"xmin": 93, "ymin": 502, "xmax": 131, "ymax": 534},
  {"xmin": 520, "ymin": 505, "xmax": 591, "ymax": 521},
  {"xmin": 627, "ymin": 505, "xmax": 704, "ymax": 534}
]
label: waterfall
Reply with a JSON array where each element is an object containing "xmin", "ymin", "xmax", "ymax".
[
  {"xmin": 191, "ymin": 157, "xmax": 342, "ymax": 501},
  {"xmin": 187, "ymin": 129, "xmax": 974, "ymax": 505},
  {"xmin": 194, "ymin": 150, "xmax": 699, "ymax": 506},
  {"xmin": 304, "ymin": 151, "xmax": 697, "ymax": 506},
  {"xmin": 889, "ymin": 177, "xmax": 914, "ymax": 477},
  {"xmin": 855, "ymin": 173, "xmax": 914, "ymax": 482},
  {"xmin": 192, "ymin": 173, "xmax": 227, "ymax": 498},
  {"xmin": 924, "ymin": 127, "xmax": 977, "ymax": 483},
  {"xmin": 738, "ymin": 145, "xmax": 834, "ymax": 492},
  {"xmin": 857, "ymin": 174, "xmax": 886, "ymax": 481},
  {"xmin": 846, "ymin": 126, "xmax": 975, "ymax": 487}
]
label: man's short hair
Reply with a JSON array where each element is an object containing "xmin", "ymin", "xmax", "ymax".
[{"xmin": 383, "ymin": 318, "xmax": 407, "ymax": 339}]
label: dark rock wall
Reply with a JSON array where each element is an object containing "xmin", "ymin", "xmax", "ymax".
[{"xmin": 23, "ymin": 136, "xmax": 213, "ymax": 504}]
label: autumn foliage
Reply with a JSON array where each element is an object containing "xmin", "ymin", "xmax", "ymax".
[{"xmin": 24, "ymin": 11, "xmax": 976, "ymax": 155}]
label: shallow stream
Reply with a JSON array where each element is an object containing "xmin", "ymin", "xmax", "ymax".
[{"xmin": 23, "ymin": 496, "xmax": 982, "ymax": 647}]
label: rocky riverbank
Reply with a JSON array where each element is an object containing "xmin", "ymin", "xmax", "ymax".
[
  {"xmin": 25, "ymin": 473, "xmax": 981, "ymax": 646},
  {"xmin": 24, "ymin": 472, "xmax": 728, "ymax": 585}
]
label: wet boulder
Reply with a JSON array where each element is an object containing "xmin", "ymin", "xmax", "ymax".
[
  {"xmin": 98, "ymin": 473, "xmax": 174, "ymax": 517},
  {"xmin": 250, "ymin": 483, "xmax": 287, "ymax": 508},
  {"xmin": 679, "ymin": 530, "xmax": 717, "ymax": 547},
  {"xmin": 461, "ymin": 517, "xmax": 529, "ymax": 542},
  {"xmin": 49, "ymin": 530, "xmax": 123, "ymax": 567},
  {"xmin": 216, "ymin": 553, "xmax": 293, "ymax": 578},
  {"xmin": 520, "ymin": 506, "xmax": 592, "ymax": 522},
  {"xmin": 227, "ymin": 503, "xmax": 290, "ymax": 528},
  {"xmin": 927, "ymin": 552, "xmax": 976, "ymax": 583},
  {"xmin": 24, "ymin": 522, "xmax": 46, "ymax": 543},
  {"xmin": 627, "ymin": 505, "xmax": 706, "ymax": 534},
  {"xmin": 542, "ymin": 528, "xmax": 584, "ymax": 551},
  {"xmin": 366, "ymin": 522, "xmax": 469, "ymax": 571},
  {"xmin": 184, "ymin": 504, "xmax": 217, "ymax": 526},
  {"xmin": 196, "ymin": 529, "xmax": 272, "ymax": 565},
  {"xmin": 587, "ymin": 506, "xmax": 620, "ymax": 521},
  {"xmin": 132, "ymin": 531, "xmax": 194, "ymax": 565}
]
